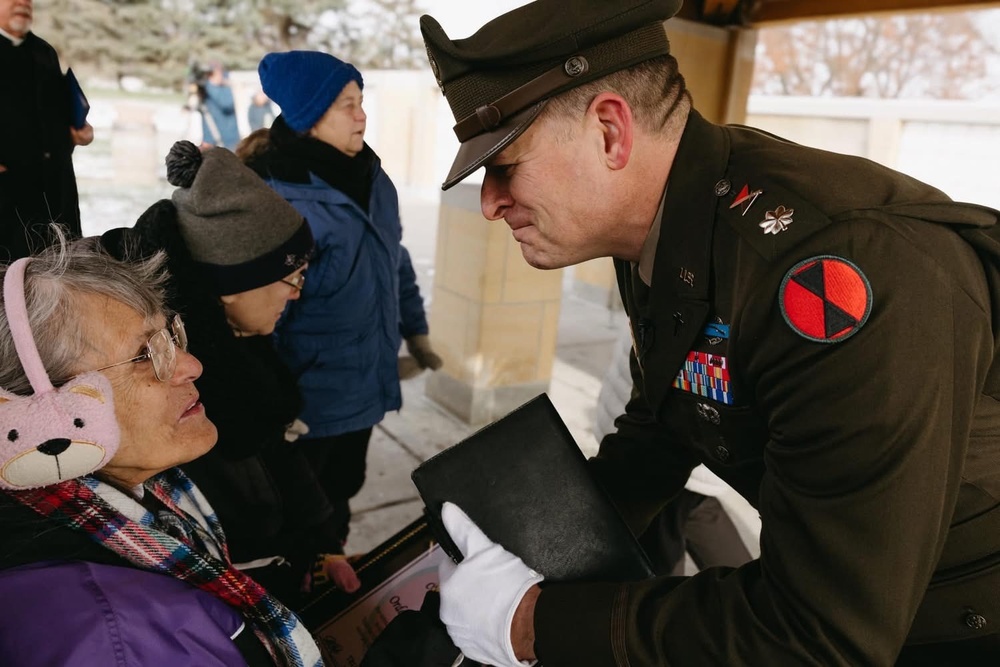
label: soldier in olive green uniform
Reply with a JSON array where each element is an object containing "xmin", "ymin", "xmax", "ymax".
[{"xmin": 420, "ymin": 1, "xmax": 1000, "ymax": 665}]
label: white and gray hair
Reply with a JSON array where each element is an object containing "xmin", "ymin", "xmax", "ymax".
[{"xmin": 0, "ymin": 228, "xmax": 169, "ymax": 395}]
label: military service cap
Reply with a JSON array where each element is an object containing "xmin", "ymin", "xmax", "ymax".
[{"xmin": 421, "ymin": 0, "xmax": 682, "ymax": 190}]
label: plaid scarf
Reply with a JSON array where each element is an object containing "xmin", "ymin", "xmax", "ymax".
[{"xmin": 8, "ymin": 468, "xmax": 322, "ymax": 667}]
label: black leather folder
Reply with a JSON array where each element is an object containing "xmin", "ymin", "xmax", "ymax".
[{"xmin": 411, "ymin": 393, "xmax": 653, "ymax": 582}]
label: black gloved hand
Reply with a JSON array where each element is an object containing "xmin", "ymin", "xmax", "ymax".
[
  {"xmin": 361, "ymin": 591, "xmax": 482, "ymax": 667},
  {"xmin": 406, "ymin": 335, "xmax": 443, "ymax": 371}
]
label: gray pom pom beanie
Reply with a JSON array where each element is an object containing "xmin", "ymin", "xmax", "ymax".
[{"xmin": 166, "ymin": 141, "xmax": 313, "ymax": 296}]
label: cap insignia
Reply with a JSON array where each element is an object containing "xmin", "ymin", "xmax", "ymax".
[{"xmin": 564, "ymin": 56, "xmax": 589, "ymax": 78}]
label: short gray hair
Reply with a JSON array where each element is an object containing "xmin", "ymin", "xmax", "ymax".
[
  {"xmin": 543, "ymin": 55, "xmax": 691, "ymax": 136},
  {"xmin": 0, "ymin": 229, "xmax": 169, "ymax": 395}
]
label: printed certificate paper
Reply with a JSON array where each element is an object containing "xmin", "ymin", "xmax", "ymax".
[{"xmin": 300, "ymin": 519, "xmax": 447, "ymax": 666}]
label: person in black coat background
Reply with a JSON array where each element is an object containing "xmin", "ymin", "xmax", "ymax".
[{"xmin": 0, "ymin": 0, "xmax": 93, "ymax": 260}]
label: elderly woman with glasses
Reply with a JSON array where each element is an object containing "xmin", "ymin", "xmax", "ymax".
[
  {"xmin": 98, "ymin": 141, "xmax": 360, "ymax": 610},
  {"xmin": 0, "ymin": 234, "xmax": 322, "ymax": 666}
]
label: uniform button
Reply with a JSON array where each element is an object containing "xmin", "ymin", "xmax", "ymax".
[
  {"xmin": 715, "ymin": 445, "xmax": 730, "ymax": 462},
  {"xmin": 965, "ymin": 611, "xmax": 988, "ymax": 630},
  {"xmin": 714, "ymin": 179, "xmax": 731, "ymax": 196},
  {"xmin": 696, "ymin": 403, "xmax": 721, "ymax": 425}
]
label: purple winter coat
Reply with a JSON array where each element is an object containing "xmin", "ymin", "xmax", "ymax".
[{"xmin": 0, "ymin": 560, "xmax": 254, "ymax": 666}]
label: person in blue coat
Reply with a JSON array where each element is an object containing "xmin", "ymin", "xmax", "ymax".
[
  {"xmin": 199, "ymin": 63, "xmax": 240, "ymax": 151},
  {"xmin": 249, "ymin": 50, "xmax": 442, "ymax": 548}
]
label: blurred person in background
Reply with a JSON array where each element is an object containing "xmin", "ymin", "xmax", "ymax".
[
  {"xmin": 188, "ymin": 61, "xmax": 240, "ymax": 151},
  {"xmin": 0, "ymin": 0, "xmax": 93, "ymax": 261},
  {"xmin": 249, "ymin": 89, "xmax": 276, "ymax": 131}
]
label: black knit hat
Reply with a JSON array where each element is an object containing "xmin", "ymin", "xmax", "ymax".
[
  {"xmin": 421, "ymin": 0, "xmax": 682, "ymax": 190},
  {"xmin": 166, "ymin": 141, "xmax": 313, "ymax": 296}
]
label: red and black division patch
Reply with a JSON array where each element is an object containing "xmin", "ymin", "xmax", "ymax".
[{"xmin": 779, "ymin": 256, "xmax": 872, "ymax": 343}]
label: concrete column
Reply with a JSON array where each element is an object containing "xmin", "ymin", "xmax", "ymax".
[{"xmin": 425, "ymin": 182, "xmax": 564, "ymax": 425}]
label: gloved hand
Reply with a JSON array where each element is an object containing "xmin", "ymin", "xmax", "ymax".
[
  {"xmin": 406, "ymin": 335, "xmax": 443, "ymax": 371},
  {"xmin": 283, "ymin": 418, "xmax": 310, "ymax": 442},
  {"xmin": 438, "ymin": 502, "xmax": 543, "ymax": 667},
  {"xmin": 302, "ymin": 553, "xmax": 361, "ymax": 593},
  {"xmin": 398, "ymin": 355, "xmax": 424, "ymax": 381}
]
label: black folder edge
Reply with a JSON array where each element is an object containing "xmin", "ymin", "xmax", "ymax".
[{"xmin": 410, "ymin": 393, "xmax": 653, "ymax": 578}]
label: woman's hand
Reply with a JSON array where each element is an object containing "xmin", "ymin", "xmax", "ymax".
[{"xmin": 302, "ymin": 553, "xmax": 362, "ymax": 594}]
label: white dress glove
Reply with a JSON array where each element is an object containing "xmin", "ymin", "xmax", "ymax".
[{"xmin": 438, "ymin": 502, "xmax": 544, "ymax": 667}]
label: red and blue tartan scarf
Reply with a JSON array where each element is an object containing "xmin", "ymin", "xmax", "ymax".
[{"xmin": 7, "ymin": 468, "xmax": 322, "ymax": 667}]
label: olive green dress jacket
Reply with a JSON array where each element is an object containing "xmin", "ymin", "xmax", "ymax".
[{"xmin": 534, "ymin": 111, "xmax": 1000, "ymax": 665}]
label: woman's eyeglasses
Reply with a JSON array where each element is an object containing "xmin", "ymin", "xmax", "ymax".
[
  {"xmin": 282, "ymin": 273, "xmax": 306, "ymax": 291},
  {"xmin": 91, "ymin": 313, "xmax": 188, "ymax": 382}
]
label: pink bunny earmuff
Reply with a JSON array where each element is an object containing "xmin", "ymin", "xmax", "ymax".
[{"xmin": 0, "ymin": 258, "xmax": 120, "ymax": 490}]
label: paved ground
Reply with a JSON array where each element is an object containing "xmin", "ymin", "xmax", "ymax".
[{"xmin": 77, "ymin": 166, "xmax": 760, "ymax": 564}]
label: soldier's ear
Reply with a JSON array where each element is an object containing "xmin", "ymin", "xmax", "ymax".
[{"xmin": 589, "ymin": 92, "xmax": 634, "ymax": 171}]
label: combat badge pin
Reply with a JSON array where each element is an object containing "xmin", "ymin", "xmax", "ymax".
[
  {"xmin": 779, "ymin": 256, "xmax": 872, "ymax": 344},
  {"xmin": 703, "ymin": 318, "xmax": 729, "ymax": 345},
  {"xmin": 760, "ymin": 206, "xmax": 794, "ymax": 235},
  {"xmin": 730, "ymin": 184, "xmax": 762, "ymax": 216}
]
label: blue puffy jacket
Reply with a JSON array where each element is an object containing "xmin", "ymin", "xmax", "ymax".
[{"xmin": 262, "ymin": 162, "xmax": 428, "ymax": 438}]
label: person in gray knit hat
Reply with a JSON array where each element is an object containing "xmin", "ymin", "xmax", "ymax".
[
  {"xmin": 99, "ymin": 140, "xmax": 361, "ymax": 610},
  {"xmin": 167, "ymin": 139, "xmax": 313, "ymax": 320}
]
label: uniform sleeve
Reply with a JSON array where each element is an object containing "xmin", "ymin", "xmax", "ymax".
[
  {"xmin": 537, "ymin": 219, "xmax": 994, "ymax": 666},
  {"xmin": 397, "ymin": 243, "xmax": 430, "ymax": 338}
]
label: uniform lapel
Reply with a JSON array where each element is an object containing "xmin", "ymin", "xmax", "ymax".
[{"xmin": 633, "ymin": 112, "xmax": 729, "ymax": 413}]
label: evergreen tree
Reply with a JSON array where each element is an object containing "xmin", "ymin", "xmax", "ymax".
[{"xmin": 33, "ymin": 0, "xmax": 430, "ymax": 91}]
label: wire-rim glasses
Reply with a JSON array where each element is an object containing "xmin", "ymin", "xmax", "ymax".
[{"xmin": 90, "ymin": 313, "xmax": 188, "ymax": 382}]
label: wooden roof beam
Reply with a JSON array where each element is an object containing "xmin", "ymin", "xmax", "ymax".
[{"xmin": 749, "ymin": 0, "xmax": 1000, "ymax": 24}]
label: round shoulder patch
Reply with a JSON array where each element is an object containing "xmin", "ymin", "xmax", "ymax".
[{"xmin": 779, "ymin": 255, "xmax": 872, "ymax": 343}]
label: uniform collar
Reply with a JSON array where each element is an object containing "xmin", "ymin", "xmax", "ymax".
[
  {"xmin": 637, "ymin": 183, "xmax": 667, "ymax": 286},
  {"xmin": 650, "ymin": 109, "xmax": 730, "ymax": 301},
  {"xmin": 621, "ymin": 111, "xmax": 731, "ymax": 412}
]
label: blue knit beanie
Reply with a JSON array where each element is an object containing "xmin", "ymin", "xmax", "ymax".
[{"xmin": 258, "ymin": 51, "xmax": 364, "ymax": 134}]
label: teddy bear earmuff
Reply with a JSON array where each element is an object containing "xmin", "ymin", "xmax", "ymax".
[{"xmin": 0, "ymin": 258, "xmax": 120, "ymax": 490}]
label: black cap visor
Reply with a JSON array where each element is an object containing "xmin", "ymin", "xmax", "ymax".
[{"xmin": 442, "ymin": 101, "xmax": 548, "ymax": 191}]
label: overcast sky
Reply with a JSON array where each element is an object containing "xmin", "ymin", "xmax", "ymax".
[{"xmin": 417, "ymin": 0, "xmax": 531, "ymax": 39}]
